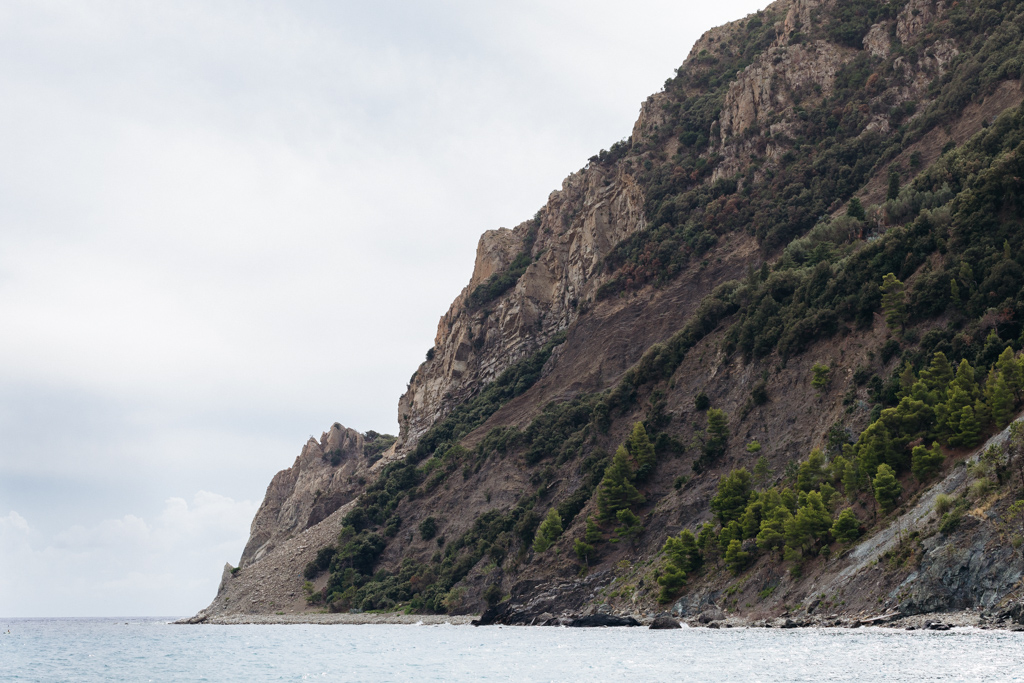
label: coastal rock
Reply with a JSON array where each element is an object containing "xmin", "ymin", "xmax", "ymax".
[
  {"xmin": 239, "ymin": 423, "xmax": 374, "ymax": 566},
  {"xmin": 649, "ymin": 616, "xmax": 682, "ymax": 629},
  {"xmin": 569, "ymin": 614, "xmax": 641, "ymax": 628}
]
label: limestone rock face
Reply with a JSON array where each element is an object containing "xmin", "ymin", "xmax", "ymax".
[
  {"xmin": 397, "ymin": 165, "xmax": 647, "ymax": 447},
  {"xmin": 897, "ymin": 0, "xmax": 948, "ymax": 46},
  {"xmin": 239, "ymin": 423, "xmax": 380, "ymax": 566},
  {"xmin": 863, "ymin": 23, "xmax": 892, "ymax": 59},
  {"xmin": 719, "ymin": 41, "xmax": 851, "ymax": 142}
]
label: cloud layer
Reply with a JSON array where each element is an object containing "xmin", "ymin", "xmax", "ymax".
[{"xmin": 1, "ymin": 493, "xmax": 257, "ymax": 617}]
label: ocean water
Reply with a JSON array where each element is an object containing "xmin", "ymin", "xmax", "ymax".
[{"xmin": 2, "ymin": 618, "xmax": 1024, "ymax": 682}]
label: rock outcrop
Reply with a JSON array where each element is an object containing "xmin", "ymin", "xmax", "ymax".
[
  {"xmin": 397, "ymin": 164, "xmax": 647, "ymax": 447},
  {"xmin": 193, "ymin": 0, "xmax": 1024, "ymax": 629},
  {"xmin": 239, "ymin": 423, "xmax": 389, "ymax": 566}
]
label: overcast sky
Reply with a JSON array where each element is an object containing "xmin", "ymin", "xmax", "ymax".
[{"xmin": 0, "ymin": 0, "xmax": 770, "ymax": 617}]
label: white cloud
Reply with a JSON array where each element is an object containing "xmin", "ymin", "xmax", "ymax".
[{"xmin": 0, "ymin": 493, "xmax": 257, "ymax": 617}]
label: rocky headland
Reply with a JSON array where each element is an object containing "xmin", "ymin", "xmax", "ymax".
[{"xmin": 188, "ymin": 0, "xmax": 1024, "ymax": 631}]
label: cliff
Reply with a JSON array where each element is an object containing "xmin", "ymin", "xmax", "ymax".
[{"xmin": 195, "ymin": 0, "xmax": 1024, "ymax": 627}]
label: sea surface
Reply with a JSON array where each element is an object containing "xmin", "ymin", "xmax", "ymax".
[{"xmin": 2, "ymin": 618, "xmax": 1024, "ymax": 682}]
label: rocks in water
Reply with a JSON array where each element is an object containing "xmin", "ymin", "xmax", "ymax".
[
  {"xmin": 925, "ymin": 621, "xmax": 951, "ymax": 631},
  {"xmin": 697, "ymin": 608, "xmax": 726, "ymax": 624},
  {"xmin": 649, "ymin": 616, "xmax": 682, "ymax": 630},
  {"xmin": 569, "ymin": 614, "xmax": 641, "ymax": 628},
  {"xmin": 779, "ymin": 618, "xmax": 798, "ymax": 629},
  {"xmin": 706, "ymin": 622, "xmax": 721, "ymax": 629}
]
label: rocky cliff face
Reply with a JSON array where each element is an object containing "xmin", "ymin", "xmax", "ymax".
[
  {"xmin": 239, "ymin": 423, "xmax": 396, "ymax": 566},
  {"xmin": 199, "ymin": 0, "xmax": 1024, "ymax": 627},
  {"xmin": 397, "ymin": 164, "xmax": 647, "ymax": 448}
]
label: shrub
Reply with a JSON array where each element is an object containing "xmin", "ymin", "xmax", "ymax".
[
  {"xmin": 934, "ymin": 494, "xmax": 954, "ymax": 515},
  {"xmin": 419, "ymin": 517, "xmax": 438, "ymax": 541}
]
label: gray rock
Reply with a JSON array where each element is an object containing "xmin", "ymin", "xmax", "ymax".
[{"xmin": 649, "ymin": 616, "xmax": 682, "ymax": 630}]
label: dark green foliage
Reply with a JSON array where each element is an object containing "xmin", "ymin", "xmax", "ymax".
[
  {"xmin": 725, "ymin": 539, "xmax": 752, "ymax": 575},
  {"xmin": 663, "ymin": 529, "xmax": 702, "ymax": 574},
  {"xmin": 826, "ymin": 0, "xmax": 899, "ymax": 48},
  {"xmin": 797, "ymin": 449, "xmax": 826, "ymax": 493},
  {"xmin": 363, "ymin": 432, "xmax": 398, "ymax": 464},
  {"xmin": 847, "ymin": 197, "xmax": 866, "ymax": 221},
  {"xmin": 710, "ymin": 468, "xmax": 752, "ymax": 525},
  {"xmin": 597, "ymin": 446, "xmax": 644, "ymax": 521},
  {"xmin": 533, "ymin": 508, "xmax": 563, "ymax": 553},
  {"xmin": 694, "ymin": 392, "xmax": 711, "ymax": 411},
  {"xmin": 415, "ymin": 331, "xmax": 568, "ymax": 462},
  {"xmin": 830, "ymin": 508, "xmax": 860, "ymax": 545},
  {"xmin": 483, "ymin": 584, "xmax": 502, "ymax": 607},
  {"xmin": 627, "ymin": 422, "xmax": 657, "ymax": 482},
  {"xmin": 880, "ymin": 274, "xmax": 906, "ymax": 332},
  {"xmin": 873, "ymin": 464, "xmax": 902, "ymax": 513},
  {"xmin": 304, "ymin": 546, "xmax": 337, "ymax": 580},
  {"xmin": 574, "ymin": 538, "xmax": 596, "ymax": 564},
  {"xmin": 887, "ymin": 167, "xmax": 901, "ymax": 202},
  {"xmin": 614, "ymin": 508, "xmax": 644, "ymax": 546},
  {"xmin": 911, "ymin": 442, "xmax": 945, "ymax": 482},
  {"xmin": 700, "ymin": 408, "xmax": 730, "ymax": 467},
  {"xmin": 520, "ymin": 396, "xmax": 596, "ymax": 465},
  {"xmin": 419, "ymin": 517, "xmax": 438, "ymax": 541},
  {"xmin": 657, "ymin": 565, "xmax": 687, "ymax": 603}
]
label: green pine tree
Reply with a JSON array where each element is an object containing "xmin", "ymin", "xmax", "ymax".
[
  {"xmin": 858, "ymin": 422, "xmax": 896, "ymax": 483},
  {"xmin": 740, "ymin": 495, "xmax": 764, "ymax": 539},
  {"xmin": 596, "ymin": 446, "xmax": 644, "ymax": 521},
  {"xmin": 574, "ymin": 539, "xmax": 596, "ymax": 564},
  {"xmin": 753, "ymin": 454, "xmax": 772, "ymax": 488},
  {"xmin": 584, "ymin": 516, "xmax": 603, "ymax": 544},
  {"xmin": 988, "ymin": 370, "xmax": 1015, "ymax": 429},
  {"xmin": 830, "ymin": 508, "xmax": 861, "ymax": 544},
  {"xmin": 996, "ymin": 346, "xmax": 1023, "ymax": 402},
  {"xmin": 614, "ymin": 508, "xmax": 643, "ymax": 546},
  {"xmin": 710, "ymin": 468, "xmax": 752, "ymax": 524},
  {"xmin": 951, "ymin": 358, "xmax": 978, "ymax": 397},
  {"xmin": 533, "ymin": 508, "xmax": 563, "ymax": 553},
  {"xmin": 880, "ymin": 273, "xmax": 906, "ymax": 332},
  {"xmin": 725, "ymin": 539, "xmax": 751, "ymax": 575},
  {"xmin": 911, "ymin": 442, "xmax": 944, "ymax": 482},
  {"xmin": 627, "ymin": 422, "xmax": 657, "ymax": 482},
  {"xmin": 696, "ymin": 522, "xmax": 717, "ymax": 551},
  {"xmin": 842, "ymin": 453, "xmax": 862, "ymax": 494},
  {"xmin": 657, "ymin": 566, "xmax": 687, "ymax": 603},
  {"xmin": 704, "ymin": 408, "xmax": 730, "ymax": 460},
  {"xmin": 847, "ymin": 196, "xmax": 866, "ymax": 220},
  {"xmin": 873, "ymin": 464, "xmax": 902, "ymax": 513},
  {"xmin": 887, "ymin": 166, "xmax": 901, "ymax": 201},
  {"xmin": 797, "ymin": 449, "xmax": 826, "ymax": 492},
  {"xmin": 756, "ymin": 505, "xmax": 792, "ymax": 552},
  {"xmin": 920, "ymin": 352, "xmax": 954, "ymax": 395},
  {"xmin": 957, "ymin": 405, "xmax": 982, "ymax": 447},
  {"xmin": 663, "ymin": 529, "xmax": 702, "ymax": 573}
]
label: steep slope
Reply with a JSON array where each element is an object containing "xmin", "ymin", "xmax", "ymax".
[{"xmin": 199, "ymin": 0, "xmax": 1024, "ymax": 626}]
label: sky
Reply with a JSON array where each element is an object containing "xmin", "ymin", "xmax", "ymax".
[{"xmin": 0, "ymin": 0, "xmax": 770, "ymax": 617}]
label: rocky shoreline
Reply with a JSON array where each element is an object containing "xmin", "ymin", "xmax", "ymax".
[
  {"xmin": 175, "ymin": 606, "xmax": 1024, "ymax": 631},
  {"xmin": 175, "ymin": 612, "xmax": 477, "ymax": 626}
]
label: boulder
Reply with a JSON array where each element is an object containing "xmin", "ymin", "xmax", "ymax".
[
  {"xmin": 569, "ymin": 614, "xmax": 641, "ymax": 628},
  {"xmin": 649, "ymin": 616, "xmax": 682, "ymax": 630}
]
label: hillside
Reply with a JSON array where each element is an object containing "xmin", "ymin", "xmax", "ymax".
[{"xmin": 191, "ymin": 0, "xmax": 1024, "ymax": 627}]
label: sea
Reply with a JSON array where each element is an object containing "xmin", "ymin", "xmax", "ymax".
[{"xmin": 2, "ymin": 618, "xmax": 1024, "ymax": 682}]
